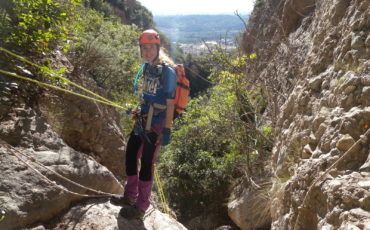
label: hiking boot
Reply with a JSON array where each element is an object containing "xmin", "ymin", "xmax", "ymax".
[
  {"xmin": 110, "ymin": 194, "xmax": 135, "ymax": 206},
  {"xmin": 119, "ymin": 205, "xmax": 145, "ymax": 220}
]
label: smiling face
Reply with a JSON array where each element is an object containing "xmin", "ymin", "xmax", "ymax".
[{"xmin": 141, "ymin": 43, "xmax": 159, "ymax": 65}]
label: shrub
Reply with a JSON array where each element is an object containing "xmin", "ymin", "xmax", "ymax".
[
  {"xmin": 158, "ymin": 85, "xmax": 247, "ymax": 223},
  {"xmin": 68, "ymin": 7, "xmax": 140, "ymax": 104},
  {"xmin": 158, "ymin": 46, "xmax": 273, "ymax": 224},
  {"xmin": 1, "ymin": 0, "xmax": 82, "ymax": 53}
]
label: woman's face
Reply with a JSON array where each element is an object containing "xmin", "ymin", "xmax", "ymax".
[{"xmin": 141, "ymin": 43, "xmax": 158, "ymax": 64}]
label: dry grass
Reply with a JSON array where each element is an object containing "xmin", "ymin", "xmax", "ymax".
[
  {"xmin": 229, "ymin": 178, "xmax": 273, "ymax": 230},
  {"xmin": 249, "ymin": 181, "xmax": 273, "ymax": 229}
]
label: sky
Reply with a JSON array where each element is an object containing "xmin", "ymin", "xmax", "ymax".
[{"xmin": 137, "ymin": 0, "xmax": 255, "ymax": 15}]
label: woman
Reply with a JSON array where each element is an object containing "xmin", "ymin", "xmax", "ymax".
[{"xmin": 111, "ymin": 29, "xmax": 176, "ymax": 220}]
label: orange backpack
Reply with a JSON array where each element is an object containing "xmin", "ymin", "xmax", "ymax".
[{"xmin": 173, "ymin": 64, "xmax": 190, "ymax": 117}]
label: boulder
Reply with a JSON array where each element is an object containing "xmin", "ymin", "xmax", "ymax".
[
  {"xmin": 0, "ymin": 143, "xmax": 123, "ymax": 230},
  {"xmin": 44, "ymin": 200, "xmax": 187, "ymax": 230},
  {"xmin": 228, "ymin": 184, "xmax": 271, "ymax": 230}
]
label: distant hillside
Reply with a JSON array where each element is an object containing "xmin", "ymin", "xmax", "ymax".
[{"xmin": 154, "ymin": 14, "xmax": 249, "ymax": 43}]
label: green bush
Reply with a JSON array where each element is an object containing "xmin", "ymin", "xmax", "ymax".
[
  {"xmin": 126, "ymin": 1, "xmax": 154, "ymax": 29},
  {"xmin": 158, "ymin": 47, "xmax": 272, "ymax": 224},
  {"xmin": 83, "ymin": 0, "xmax": 113, "ymax": 17},
  {"xmin": 1, "ymin": 0, "xmax": 81, "ymax": 53},
  {"xmin": 85, "ymin": 0, "xmax": 155, "ymax": 30},
  {"xmin": 68, "ymin": 7, "xmax": 141, "ymax": 105},
  {"xmin": 159, "ymin": 85, "xmax": 247, "ymax": 222}
]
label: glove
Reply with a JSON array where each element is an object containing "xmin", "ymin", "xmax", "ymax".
[
  {"xmin": 125, "ymin": 108, "xmax": 132, "ymax": 115},
  {"xmin": 161, "ymin": 128, "xmax": 171, "ymax": 146}
]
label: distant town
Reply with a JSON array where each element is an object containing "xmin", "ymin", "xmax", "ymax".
[
  {"xmin": 155, "ymin": 14, "xmax": 248, "ymax": 56},
  {"xmin": 178, "ymin": 40, "xmax": 237, "ymax": 56}
]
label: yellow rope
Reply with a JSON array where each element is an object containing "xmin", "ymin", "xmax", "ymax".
[
  {"xmin": 0, "ymin": 69, "xmax": 124, "ymax": 109},
  {"xmin": 0, "ymin": 47, "xmax": 114, "ymax": 105},
  {"xmin": 0, "ymin": 210, "xmax": 4, "ymax": 222},
  {"xmin": 154, "ymin": 164, "xmax": 170, "ymax": 216}
]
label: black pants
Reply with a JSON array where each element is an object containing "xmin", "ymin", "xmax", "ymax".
[{"xmin": 125, "ymin": 131, "xmax": 159, "ymax": 181}]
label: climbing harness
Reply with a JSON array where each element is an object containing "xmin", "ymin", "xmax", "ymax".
[
  {"xmin": 141, "ymin": 101, "xmax": 167, "ymax": 131},
  {"xmin": 146, "ymin": 104, "xmax": 154, "ymax": 131},
  {"xmin": 130, "ymin": 107, "xmax": 164, "ymax": 145}
]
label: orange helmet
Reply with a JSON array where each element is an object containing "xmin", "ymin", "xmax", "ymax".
[{"xmin": 139, "ymin": 29, "xmax": 160, "ymax": 45}]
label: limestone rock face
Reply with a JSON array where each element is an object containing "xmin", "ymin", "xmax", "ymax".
[
  {"xmin": 38, "ymin": 72, "xmax": 126, "ymax": 180},
  {"xmin": 0, "ymin": 143, "xmax": 123, "ymax": 230},
  {"xmin": 0, "ymin": 91, "xmax": 124, "ymax": 230},
  {"xmin": 236, "ymin": 0, "xmax": 370, "ymax": 229}
]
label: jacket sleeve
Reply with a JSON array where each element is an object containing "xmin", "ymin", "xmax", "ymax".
[{"xmin": 163, "ymin": 66, "xmax": 177, "ymax": 99}]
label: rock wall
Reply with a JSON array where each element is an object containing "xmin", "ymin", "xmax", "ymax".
[
  {"xmin": 0, "ymin": 89, "xmax": 124, "ymax": 229},
  {"xmin": 234, "ymin": 0, "xmax": 370, "ymax": 229},
  {"xmin": 40, "ymin": 50, "xmax": 127, "ymax": 180}
]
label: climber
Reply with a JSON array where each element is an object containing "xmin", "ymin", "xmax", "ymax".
[{"xmin": 111, "ymin": 29, "xmax": 176, "ymax": 220}]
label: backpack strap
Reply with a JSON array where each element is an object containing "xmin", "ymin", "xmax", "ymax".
[{"xmin": 159, "ymin": 62, "xmax": 167, "ymax": 85}]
